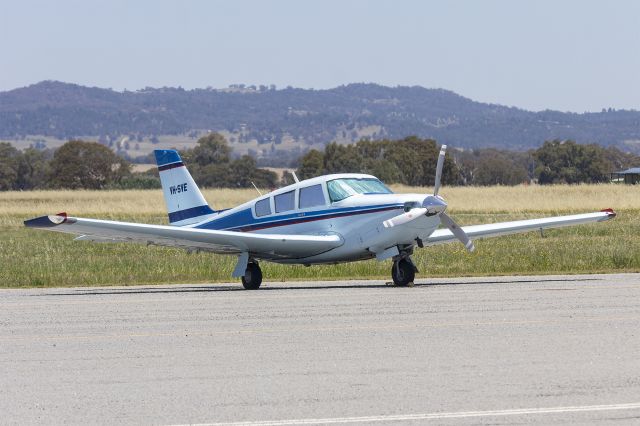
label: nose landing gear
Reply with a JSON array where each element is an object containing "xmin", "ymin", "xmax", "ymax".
[{"xmin": 391, "ymin": 256, "xmax": 417, "ymax": 287}]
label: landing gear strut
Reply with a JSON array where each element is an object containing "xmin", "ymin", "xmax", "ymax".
[
  {"xmin": 391, "ymin": 257, "xmax": 416, "ymax": 287},
  {"xmin": 241, "ymin": 262, "xmax": 262, "ymax": 290}
]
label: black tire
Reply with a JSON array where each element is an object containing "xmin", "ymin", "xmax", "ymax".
[
  {"xmin": 241, "ymin": 262, "xmax": 262, "ymax": 290},
  {"xmin": 391, "ymin": 259, "xmax": 415, "ymax": 287}
]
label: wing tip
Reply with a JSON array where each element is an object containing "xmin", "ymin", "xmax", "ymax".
[
  {"xmin": 24, "ymin": 212, "xmax": 68, "ymax": 228},
  {"xmin": 600, "ymin": 208, "xmax": 617, "ymax": 219}
]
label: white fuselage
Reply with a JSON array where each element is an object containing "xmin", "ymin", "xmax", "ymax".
[{"xmin": 191, "ymin": 174, "xmax": 440, "ymax": 264}]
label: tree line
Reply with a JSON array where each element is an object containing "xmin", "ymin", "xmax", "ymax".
[
  {"xmin": 1, "ymin": 134, "xmax": 638, "ymax": 191},
  {"xmin": 296, "ymin": 137, "xmax": 639, "ymax": 186},
  {"xmin": 296, "ymin": 136, "xmax": 462, "ymax": 186},
  {"xmin": 0, "ymin": 134, "xmax": 279, "ymax": 190}
]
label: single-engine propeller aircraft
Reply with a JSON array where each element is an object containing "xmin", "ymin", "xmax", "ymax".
[{"xmin": 25, "ymin": 146, "xmax": 616, "ymax": 289}]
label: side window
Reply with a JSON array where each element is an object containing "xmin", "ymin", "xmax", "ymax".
[
  {"xmin": 299, "ymin": 184, "xmax": 326, "ymax": 209},
  {"xmin": 255, "ymin": 198, "xmax": 271, "ymax": 217},
  {"xmin": 274, "ymin": 190, "xmax": 295, "ymax": 213}
]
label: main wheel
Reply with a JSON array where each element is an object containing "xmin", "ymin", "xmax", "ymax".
[
  {"xmin": 241, "ymin": 262, "xmax": 263, "ymax": 290},
  {"xmin": 391, "ymin": 259, "xmax": 415, "ymax": 287}
]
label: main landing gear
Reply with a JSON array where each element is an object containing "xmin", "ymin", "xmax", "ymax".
[
  {"xmin": 239, "ymin": 255, "xmax": 416, "ymax": 289},
  {"xmin": 391, "ymin": 256, "xmax": 417, "ymax": 287},
  {"xmin": 241, "ymin": 262, "xmax": 262, "ymax": 290}
]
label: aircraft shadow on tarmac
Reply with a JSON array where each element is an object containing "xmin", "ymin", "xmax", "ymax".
[{"xmin": 37, "ymin": 277, "xmax": 600, "ymax": 297}]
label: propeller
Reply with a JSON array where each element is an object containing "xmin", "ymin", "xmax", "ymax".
[
  {"xmin": 382, "ymin": 145, "xmax": 475, "ymax": 252},
  {"xmin": 383, "ymin": 207, "xmax": 427, "ymax": 228},
  {"xmin": 440, "ymin": 211, "xmax": 475, "ymax": 252},
  {"xmin": 382, "ymin": 196, "xmax": 446, "ymax": 228}
]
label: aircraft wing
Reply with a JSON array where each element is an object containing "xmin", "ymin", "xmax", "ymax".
[
  {"xmin": 426, "ymin": 210, "xmax": 616, "ymax": 246},
  {"xmin": 24, "ymin": 213, "xmax": 343, "ymax": 259}
]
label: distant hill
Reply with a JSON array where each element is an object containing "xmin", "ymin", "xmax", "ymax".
[{"xmin": 1, "ymin": 81, "xmax": 639, "ymax": 158}]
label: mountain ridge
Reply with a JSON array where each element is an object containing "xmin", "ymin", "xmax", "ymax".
[{"xmin": 1, "ymin": 80, "xmax": 639, "ymax": 153}]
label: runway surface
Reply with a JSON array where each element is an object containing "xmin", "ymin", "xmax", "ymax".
[{"xmin": 2, "ymin": 273, "xmax": 640, "ymax": 425}]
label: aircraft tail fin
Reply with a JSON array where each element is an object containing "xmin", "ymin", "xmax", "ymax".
[{"xmin": 154, "ymin": 149, "xmax": 216, "ymax": 226}]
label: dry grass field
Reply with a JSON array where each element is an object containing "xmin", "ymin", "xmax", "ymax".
[
  {"xmin": 3, "ymin": 184, "xmax": 638, "ymax": 216},
  {"xmin": 1, "ymin": 184, "xmax": 639, "ymax": 287}
]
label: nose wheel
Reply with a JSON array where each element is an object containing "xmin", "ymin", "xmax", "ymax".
[
  {"xmin": 241, "ymin": 262, "xmax": 263, "ymax": 290},
  {"xmin": 391, "ymin": 258, "xmax": 416, "ymax": 287}
]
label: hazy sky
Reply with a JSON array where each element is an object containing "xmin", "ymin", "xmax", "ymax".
[{"xmin": 1, "ymin": 0, "xmax": 639, "ymax": 112}]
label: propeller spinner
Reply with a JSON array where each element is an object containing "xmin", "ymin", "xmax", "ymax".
[{"xmin": 382, "ymin": 145, "xmax": 475, "ymax": 252}]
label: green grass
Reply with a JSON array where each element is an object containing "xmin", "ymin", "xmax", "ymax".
[{"xmin": 2, "ymin": 209, "xmax": 638, "ymax": 288}]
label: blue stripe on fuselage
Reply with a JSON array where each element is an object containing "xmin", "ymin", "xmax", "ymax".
[{"xmin": 195, "ymin": 203, "xmax": 404, "ymax": 232}]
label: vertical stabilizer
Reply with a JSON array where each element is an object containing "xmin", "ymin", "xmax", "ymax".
[{"xmin": 154, "ymin": 150, "xmax": 216, "ymax": 226}]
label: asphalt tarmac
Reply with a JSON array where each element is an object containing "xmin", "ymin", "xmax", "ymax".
[{"xmin": 1, "ymin": 274, "xmax": 640, "ymax": 425}]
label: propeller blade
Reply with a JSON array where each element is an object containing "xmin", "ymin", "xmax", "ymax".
[
  {"xmin": 433, "ymin": 144, "xmax": 447, "ymax": 197},
  {"xmin": 383, "ymin": 208, "xmax": 428, "ymax": 228},
  {"xmin": 440, "ymin": 212, "xmax": 475, "ymax": 252}
]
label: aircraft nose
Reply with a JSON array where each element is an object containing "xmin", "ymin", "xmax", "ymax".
[{"xmin": 422, "ymin": 195, "xmax": 447, "ymax": 215}]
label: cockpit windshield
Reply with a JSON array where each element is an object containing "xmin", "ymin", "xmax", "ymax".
[{"xmin": 327, "ymin": 178, "xmax": 393, "ymax": 202}]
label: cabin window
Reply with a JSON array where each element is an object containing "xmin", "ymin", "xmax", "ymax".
[
  {"xmin": 299, "ymin": 184, "xmax": 325, "ymax": 209},
  {"xmin": 255, "ymin": 198, "xmax": 272, "ymax": 217},
  {"xmin": 327, "ymin": 178, "xmax": 393, "ymax": 202},
  {"xmin": 274, "ymin": 190, "xmax": 295, "ymax": 213}
]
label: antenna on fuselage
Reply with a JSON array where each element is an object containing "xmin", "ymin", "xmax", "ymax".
[
  {"xmin": 291, "ymin": 171, "xmax": 300, "ymax": 183},
  {"xmin": 251, "ymin": 182, "xmax": 263, "ymax": 196}
]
